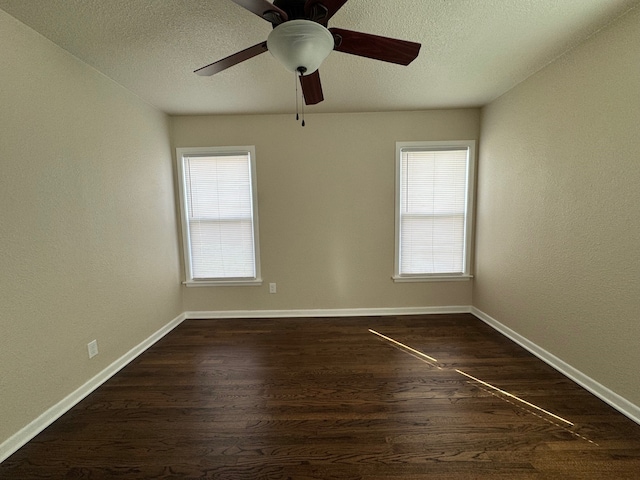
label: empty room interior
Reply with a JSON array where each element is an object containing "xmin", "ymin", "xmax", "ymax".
[{"xmin": 1, "ymin": 0, "xmax": 640, "ymax": 478}]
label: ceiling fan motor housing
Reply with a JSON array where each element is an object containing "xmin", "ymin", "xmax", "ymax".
[{"xmin": 267, "ymin": 20, "xmax": 335, "ymax": 75}]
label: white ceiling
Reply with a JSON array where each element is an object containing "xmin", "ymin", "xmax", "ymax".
[{"xmin": 1, "ymin": 0, "xmax": 637, "ymax": 115}]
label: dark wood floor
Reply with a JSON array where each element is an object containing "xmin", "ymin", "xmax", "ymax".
[{"xmin": 2, "ymin": 314, "xmax": 640, "ymax": 479}]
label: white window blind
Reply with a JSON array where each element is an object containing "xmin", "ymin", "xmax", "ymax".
[
  {"xmin": 395, "ymin": 142, "xmax": 475, "ymax": 279},
  {"xmin": 177, "ymin": 147, "xmax": 260, "ymax": 284}
]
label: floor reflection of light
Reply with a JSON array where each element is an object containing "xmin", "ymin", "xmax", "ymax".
[
  {"xmin": 368, "ymin": 328, "xmax": 598, "ymax": 442},
  {"xmin": 454, "ymin": 368, "xmax": 574, "ymax": 426},
  {"xmin": 369, "ymin": 329, "xmax": 440, "ymax": 365}
]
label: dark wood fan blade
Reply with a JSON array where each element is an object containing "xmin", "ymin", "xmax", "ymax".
[
  {"xmin": 194, "ymin": 42, "xmax": 268, "ymax": 76},
  {"xmin": 304, "ymin": 0, "xmax": 349, "ymax": 24},
  {"xmin": 329, "ymin": 28, "xmax": 421, "ymax": 66},
  {"xmin": 231, "ymin": 0, "xmax": 288, "ymax": 24},
  {"xmin": 299, "ymin": 70, "xmax": 324, "ymax": 105}
]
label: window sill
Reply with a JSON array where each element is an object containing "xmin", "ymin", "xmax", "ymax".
[
  {"xmin": 392, "ymin": 274, "xmax": 473, "ymax": 283},
  {"xmin": 182, "ymin": 279, "xmax": 263, "ymax": 287}
]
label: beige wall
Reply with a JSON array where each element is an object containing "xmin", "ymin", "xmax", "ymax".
[
  {"xmin": 475, "ymin": 8, "xmax": 640, "ymax": 405},
  {"xmin": 0, "ymin": 11, "xmax": 182, "ymax": 444},
  {"xmin": 172, "ymin": 110, "xmax": 479, "ymax": 312}
]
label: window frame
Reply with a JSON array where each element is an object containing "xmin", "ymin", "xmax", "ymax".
[
  {"xmin": 393, "ymin": 140, "xmax": 476, "ymax": 282},
  {"xmin": 176, "ymin": 146, "xmax": 262, "ymax": 287}
]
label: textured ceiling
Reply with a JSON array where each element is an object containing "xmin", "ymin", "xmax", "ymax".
[{"xmin": 1, "ymin": 0, "xmax": 638, "ymax": 115}]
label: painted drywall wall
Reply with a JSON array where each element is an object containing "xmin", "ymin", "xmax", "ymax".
[
  {"xmin": 0, "ymin": 10, "xmax": 182, "ymax": 445},
  {"xmin": 172, "ymin": 110, "xmax": 479, "ymax": 312},
  {"xmin": 475, "ymin": 7, "xmax": 640, "ymax": 405}
]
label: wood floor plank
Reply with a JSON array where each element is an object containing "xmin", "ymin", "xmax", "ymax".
[{"xmin": 2, "ymin": 314, "xmax": 640, "ymax": 479}]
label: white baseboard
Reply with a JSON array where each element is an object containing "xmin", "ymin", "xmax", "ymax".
[
  {"xmin": 0, "ymin": 313, "xmax": 186, "ymax": 464},
  {"xmin": 471, "ymin": 307, "xmax": 640, "ymax": 426},
  {"xmin": 185, "ymin": 305, "xmax": 472, "ymax": 319}
]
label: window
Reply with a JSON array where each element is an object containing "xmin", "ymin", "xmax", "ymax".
[
  {"xmin": 176, "ymin": 146, "xmax": 261, "ymax": 286},
  {"xmin": 394, "ymin": 141, "xmax": 476, "ymax": 281}
]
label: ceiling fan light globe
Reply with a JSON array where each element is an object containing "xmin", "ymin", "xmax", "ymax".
[{"xmin": 267, "ymin": 19, "xmax": 334, "ymax": 74}]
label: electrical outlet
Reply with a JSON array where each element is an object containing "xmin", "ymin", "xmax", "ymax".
[
  {"xmin": 269, "ymin": 283, "xmax": 277, "ymax": 294},
  {"xmin": 87, "ymin": 340, "xmax": 98, "ymax": 359}
]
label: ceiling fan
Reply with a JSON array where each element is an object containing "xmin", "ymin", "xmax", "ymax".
[{"xmin": 194, "ymin": 0, "xmax": 421, "ymax": 106}]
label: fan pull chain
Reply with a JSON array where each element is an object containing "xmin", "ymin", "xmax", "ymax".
[
  {"xmin": 295, "ymin": 71, "xmax": 299, "ymax": 121},
  {"xmin": 296, "ymin": 67, "xmax": 305, "ymax": 127}
]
